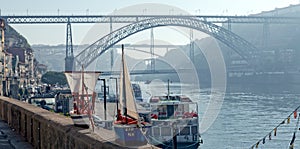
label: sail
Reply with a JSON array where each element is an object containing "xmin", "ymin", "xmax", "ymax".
[
  {"xmin": 119, "ymin": 48, "xmax": 139, "ymax": 120},
  {"xmin": 65, "ymin": 71, "xmax": 101, "ymax": 95}
]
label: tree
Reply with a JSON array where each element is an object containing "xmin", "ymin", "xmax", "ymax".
[{"xmin": 41, "ymin": 71, "xmax": 67, "ymax": 85}]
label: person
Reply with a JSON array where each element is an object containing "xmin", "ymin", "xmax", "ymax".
[{"xmin": 116, "ymin": 109, "xmax": 123, "ymax": 121}]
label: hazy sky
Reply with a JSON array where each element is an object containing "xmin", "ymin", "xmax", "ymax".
[{"xmin": 1, "ymin": 0, "xmax": 299, "ymax": 45}]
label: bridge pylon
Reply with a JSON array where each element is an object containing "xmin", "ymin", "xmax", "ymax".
[
  {"xmin": 190, "ymin": 29, "xmax": 194, "ymax": 63},
  {"xmin": 110, "ymin": 18, "xmax": 114, "ymax": 71},
  {"xmin": 150, "ymin": 28, "xmax": 155, "ymax": 71},
  {"xmin": 65, "ymin": 20, "xmax": 74, "ymax": 71}
]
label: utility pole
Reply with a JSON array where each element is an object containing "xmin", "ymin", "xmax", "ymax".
[
  {"xmin": 167, "ymin": 79, "xmax": 170, "ymax": 100},
  {"xmin": 100, "ymin": 79, "xmax": 107, "ymax": 120}
]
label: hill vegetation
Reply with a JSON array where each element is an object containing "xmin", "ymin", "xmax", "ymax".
[{"xmin": 41, "ymin": 71, "xmax": 67, "ymax": 86}]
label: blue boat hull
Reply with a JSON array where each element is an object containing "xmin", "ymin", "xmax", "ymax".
[
  {"xmin": 154, "ymin": 141, "xmax": 200, "ymax": 149},
  {"xmin": 114, "ymin": 124, "xmax": 149, "ymax": 146}
]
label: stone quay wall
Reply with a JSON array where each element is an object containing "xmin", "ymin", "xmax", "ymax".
[{"xmin": 0, "ymin": 96, "xmax": 134, "ymax": 149}]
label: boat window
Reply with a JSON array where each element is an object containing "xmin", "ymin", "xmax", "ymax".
[
  {"xmin": 153, "ymin": 127, "xmax": 160, "ymax": 136},
  {"xmin": 170, "ymin": 96, "xmax": 176, "ymax": 100},
  {"xmin": 166, "ymin": 105, "xmax": 175, "ymax": 118},
  {"xmin": 159, "ymin": 96, "xmax": 167, "ymax": 101},
  {"xmin": 161, "ymin": 127, "xmax": 172, "ymax": 136},
  {"xmin": 183, "ymin": 104, "xmax": 190, "ymax": 112},
  {"xmin": 175, "ymin": 104, "xmax": 184, "ymax": 117},
  {"xmin": 158, "ymin": 105, "xmax": 167, "ymax": 119},
  {"xmin": 179, "ymin": 126, "xmax": 190, "ymax": 136},
  {"xmin": 191, "ymin": 126, "xmax": 198, "ymax": 135}
]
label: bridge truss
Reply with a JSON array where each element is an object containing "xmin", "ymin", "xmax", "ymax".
[
  {"xmin": 2, "ymin": 15, "xmax": 300, "ymax": 24},
  {"xmin": 74, "ymin": 17, "xmax": 260, "ymax": 69}
]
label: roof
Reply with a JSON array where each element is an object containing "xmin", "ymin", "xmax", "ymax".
[{"xmin": 149, "ymin": 95, "xmax": 193, "ymax": 103}]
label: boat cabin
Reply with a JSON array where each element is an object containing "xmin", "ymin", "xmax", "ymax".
[
  {"xmin": 147, "ymin": 95, "xmax": 201, "ymax": 148},
  {"xmin": 149, "ymin": 95, "xmax": 198, "ymax": 120}
]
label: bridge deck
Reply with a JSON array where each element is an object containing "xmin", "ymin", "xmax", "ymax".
[{"xmin": 2, "ymin": 15, "xmax": 300, "ymax": 24}]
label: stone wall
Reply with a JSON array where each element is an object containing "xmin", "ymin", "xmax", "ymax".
[{"xmin": 0, "ymin": 96, "xmax": 141, "ymax": 149}]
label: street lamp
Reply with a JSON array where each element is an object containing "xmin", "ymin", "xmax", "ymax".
[
  {"xmin": 99, "ymin": 78, "xmax": 107, "ymax": 120},
  {"xmin": 109, "ymin": 77, "xmax": 118, "ymax": 110}
]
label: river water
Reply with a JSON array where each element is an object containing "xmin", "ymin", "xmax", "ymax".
[
  {"xmin": 200, "ymin": 91, "xmax": 300, "ymax": 149},
  {"xmin": 138, "ymin": 82, "xmax": 300, "ymax": 149}
]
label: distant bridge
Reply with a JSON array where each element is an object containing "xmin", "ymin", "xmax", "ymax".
[
  {"xmin": 2, "ymin": 15, "xmax": 300, "ymax": 24},
  {"xmin": 100, "ymin": 69, "xmax": 193, "ymax": 76},
  {"xmin": 2, "ymin": 15, "xmax": 300, "ymax": 71},
  {"xmin": 74, "ymin": 16, "xmax": 259, "ymax": 69}
]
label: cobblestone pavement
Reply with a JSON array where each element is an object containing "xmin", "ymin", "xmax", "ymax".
[{"xmin": 0, "ymin": 120, "xmax": 32, "ymax": 149}]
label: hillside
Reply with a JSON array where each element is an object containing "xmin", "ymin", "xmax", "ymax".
[{"xmin": 3, "ymin": 24, "xmax": 31, "ymax": 49}]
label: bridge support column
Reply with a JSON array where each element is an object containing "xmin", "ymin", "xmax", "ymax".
[
  {"xmin": 110, "ymin": 17, "xmax": 114, "ymax": 71},
  {"xmin": 150, "ymin": 28, "xmax": 155, "ymax": 71},
  {"xmin": 65, "ymin": 20, "xmax": 74, "ymax": 71},
  {"xmin": 190, "ymin": 29, "xmax": 194, "ymax": 63},
  {"xmin": 227, "ymin": 19, "xmax": 232, "ymax": 31}
]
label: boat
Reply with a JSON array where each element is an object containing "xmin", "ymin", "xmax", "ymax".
[
  {"xmin": 132, "ymin": 83, "xmax": 143, "ymax": 102},
  {"xmin": 64, "ymin": 67, "xmax": 101, "ymax": 130},
  {"xmin": 113, "ymin": 44, "xmax": 151, "ymax": 147},
  {"xmin": 146, "ymin": 80, "xmax": 203, "ymax": 149}
]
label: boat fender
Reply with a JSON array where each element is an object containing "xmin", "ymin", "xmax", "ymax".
[{"xmin": 151, "ymin": 113, "xmax": 158, "ymax": 119}]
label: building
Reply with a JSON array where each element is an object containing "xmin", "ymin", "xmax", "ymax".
[
  {"xmin": 0, "ymin": 18, "xmax": 47, "ymax": 98},
  {"xmin": 54, "ymin": 90, "xmax": 72, "ymax": 115}
]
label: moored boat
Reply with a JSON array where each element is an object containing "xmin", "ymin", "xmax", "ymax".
[
  {"xmin": 113, "ymin": 44, "xmax": 151, "ymax": 147},
  {"xmin": 147, "ymin": 93, "xmax": 202, "ymax": 148}
]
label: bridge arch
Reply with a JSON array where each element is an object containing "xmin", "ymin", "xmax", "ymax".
[{"xmin": 75, "ymin": 17, "xmax": 258, "ymax": 69}]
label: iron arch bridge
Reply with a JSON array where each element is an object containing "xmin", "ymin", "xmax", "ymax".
[{"xmin": 75, "ymin": 17, "xmax": 258, "ymax": 69}]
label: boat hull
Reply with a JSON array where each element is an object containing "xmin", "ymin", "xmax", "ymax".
[
  {"xmin": 114, "ymin": 124, "xmax": 149, "ymax": 146},
  {"xmin": 154, "ymin": 141, "xmax": 200, "ymax": 149}
]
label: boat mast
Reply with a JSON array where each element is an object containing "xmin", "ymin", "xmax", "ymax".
[
  {"xmin": 167, "ymin": 79, "xmax": 170, "ymax": 100},
  {"xmin": 80, "ymin": 65, "xmax": 85, "ymax": 114},
  {"xmin": 122, "ymin": 44, "xmax": 127, "ymax": 118}
]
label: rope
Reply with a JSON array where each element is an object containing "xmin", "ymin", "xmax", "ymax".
[
  {"xmin": 249, "ymin": 105, "xmax": 300, "ymax": 149},
  {"xmin": 289, "ymin": 113, "xmax": 300, "ymax": 149}
]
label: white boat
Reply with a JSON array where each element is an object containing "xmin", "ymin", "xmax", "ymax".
[
  {"xmin": 147, "ymin": 82, "xmax": 203, "ymax": 148},
  {"xmin": 113, "ymin": 44, "xmax": 151, "ymax": 147}
]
